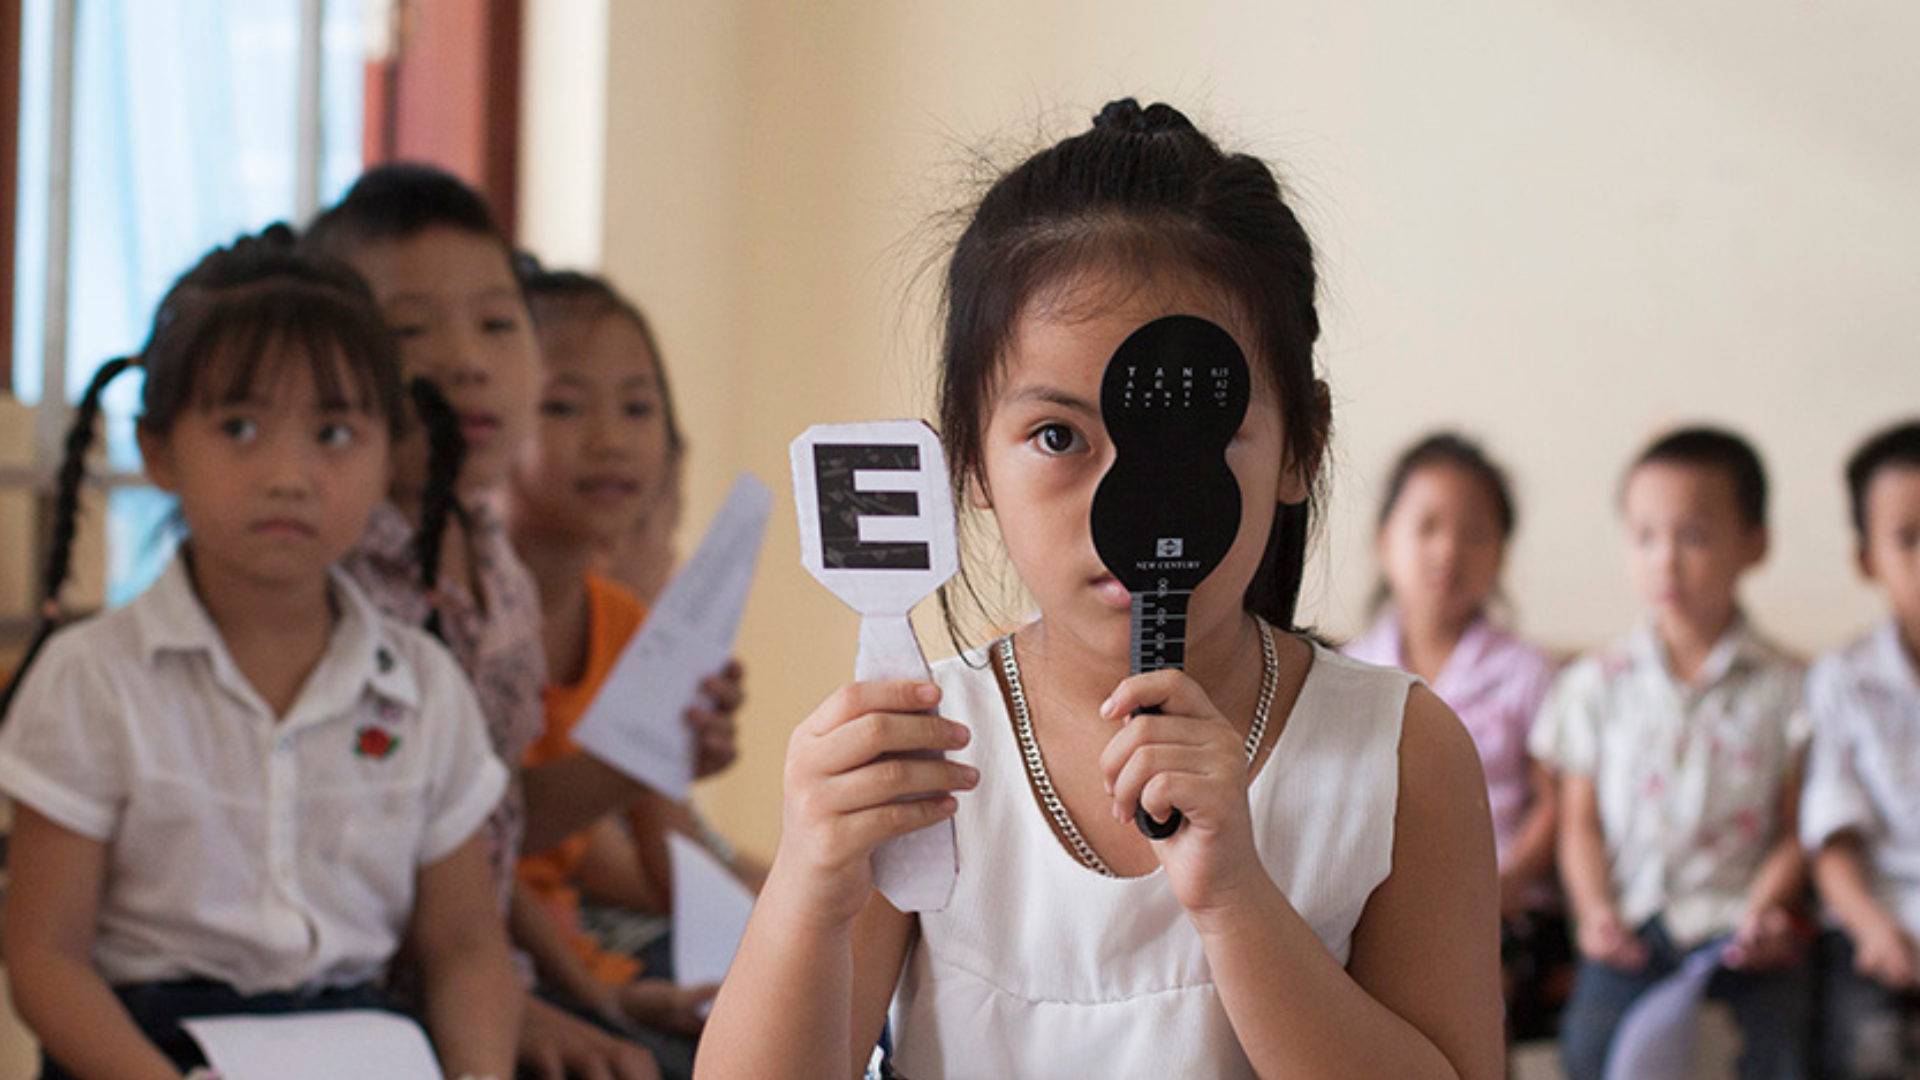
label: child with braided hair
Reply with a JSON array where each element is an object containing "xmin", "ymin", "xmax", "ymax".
[
  {"xmin": 0, "ymin": 226, "xmax": 519, "ymax": 1080},
  {"xmin": 307, "ymin": 164, "xmax": 686, "ymax": 1080}
]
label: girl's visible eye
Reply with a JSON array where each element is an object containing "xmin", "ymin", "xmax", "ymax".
[
  {"xmin": 1031, "ymin": 423, "xmax": 1086, "ymax": 456},
  {"xmin": 317, "ymin": 422, "xmax": 356, "ymax": 448},
  {"xmin": 623, "ymin": 400, "xmax": 656, "ymax": 421},
  {"xmin": 220, "ymin": 416, "xmax": 259, "ymax": 442},
  {"xmin": 539, "ymin": 398, "xmax": 582, "ymax": 419},
  {"xmin": 481, "ymin": 315, "xmax": 521, "ymax": 334}
]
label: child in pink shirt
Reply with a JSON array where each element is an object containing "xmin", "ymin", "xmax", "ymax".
[{"xmin": 1344, "ymin": 432, "xmax": 1562, "ymax": 1037}]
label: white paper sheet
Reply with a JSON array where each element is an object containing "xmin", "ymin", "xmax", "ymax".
[
  {"xmin": 670, "ymin": 831, "xmax": 757, "ymax": 990},
  {"xmin": 790, "ymin": 422, "xmax": 960, "ymax": 913},
  {"xmin": 181, "ymin": 1010, "xmax": 441, "ymax": 1080},
  {"xmin": 1603, "ymin": 940, "xmax": 1728, "ymax": 1080},
  {"xmin": 572, "ymin": 473, "xmax": 772, "ymax": 802}
]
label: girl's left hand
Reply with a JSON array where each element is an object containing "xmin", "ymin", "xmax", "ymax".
[
  {"xmin": 1099, "ymin": 669, "xmax": 1264, "ymax": 914},
  {"xmin": 1725, "ymin": 903, "xmax": 1801, "ymax": 971},
  {"xmin": 688, "ymin": 659, "xmax": 745, "ymax": 779},
  {"xmin": 612, "ymin": 977, "xmax": 721, "ymax": 1036}
]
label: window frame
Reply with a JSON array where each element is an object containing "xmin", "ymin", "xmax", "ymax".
[
  {"xmin": 1, "ymin": 0, "xmax": 19, "ymax": 394},
  {"xmin": 3, "ymin": 1, "xmax": 527, "ymax": 644},
  {"xmin": 2, "ymin": 0, "xmax": 356, "ymax": 640}
]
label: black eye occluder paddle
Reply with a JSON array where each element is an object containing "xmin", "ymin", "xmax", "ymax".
[{"xmin": 1090, "ymin": 315, "xmax": 1251, "ymax": 839}]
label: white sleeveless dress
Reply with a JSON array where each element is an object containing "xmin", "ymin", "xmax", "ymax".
[{"xmin": 888, "ymin": 640, "xmax": 1413, "ymax": 1079}]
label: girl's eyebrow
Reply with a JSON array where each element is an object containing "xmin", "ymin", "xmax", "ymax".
[
  {"xmin": 383, "ymin": 285, "xmax": 521, "ymax": 306},
  {"xmin": 1001, "ymin": 385, "xmax": 1097, "ymax": 415},
  {"xmin": 545, "ymin": 372, "xmax": 659, "ymax": 390}
]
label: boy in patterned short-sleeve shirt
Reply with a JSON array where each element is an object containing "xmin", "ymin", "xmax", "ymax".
[{"xmin": 1530, "ymin": 428, "xmax": 1811, "ymax": 1080}]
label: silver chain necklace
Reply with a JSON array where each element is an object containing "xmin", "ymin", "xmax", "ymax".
[{"xmin": 996, "ymin": 615, "xmax": 1278, "ymax": 878}]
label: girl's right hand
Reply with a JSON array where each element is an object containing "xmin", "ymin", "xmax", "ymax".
[
  {"xmin": 767, "ymin": 680, "xmax": 976, "ymax": 928},
  {"xmin": 1575, "ymin": 906, "xmax": 1648, "ymax": 971},
  {"xmin": 1852, "ymin": 913, "xmax": 1920, "ymax": 990},
  {"xmin": 612, "ymin": 978, "xmax": 721, "ymax": 1036}
]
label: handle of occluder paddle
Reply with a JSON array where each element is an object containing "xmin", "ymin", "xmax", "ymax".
[
  {"xmin": 855, "ymin": 611, "xmax": 958, "ymax": 912},
  {"xmin": 1128, "ymin": 704, "xmax": 1185, "ymax": 839}
]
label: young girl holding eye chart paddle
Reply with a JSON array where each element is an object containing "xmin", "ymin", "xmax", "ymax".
[{"xmin": 698, "ymin": 99, "xmax": 1502, "ymax": 1080}]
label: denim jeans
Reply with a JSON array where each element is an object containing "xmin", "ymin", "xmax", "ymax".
[
  {"xmin": 1560, "ymin": 918, "xmax": 1811, "ymax": 1080},
  {"xmin": 1817, "ymin": 930, "xmax": 1920, "ymax": 1080},
  {"xmin": 38, "ymin": 978, "xmax": 398, "ymax": 1080}
]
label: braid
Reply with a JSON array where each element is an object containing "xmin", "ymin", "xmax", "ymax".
[
  {"xmin": 1, "ymin": 356, "xmax": 139, "ymax": 724},
  {"xmin": 408, "ymin": 377, "xmax": 467, "ymax": 642}
]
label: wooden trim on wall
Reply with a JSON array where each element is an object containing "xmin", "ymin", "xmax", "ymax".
[
  {"xmin": 360, "ymin": 0, "xmax": 523, "ymax": 233},
  {"xmin": 1, "ymin": 0, "xmax": 22, "ymax": 395},
  {"xmin": 482, "ymin": 0, "xmax": 521, "ymax": 234}
]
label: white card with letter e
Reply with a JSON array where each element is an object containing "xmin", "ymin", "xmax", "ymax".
[{"xmin": 791, "ymin": 420, "xmax": 959, "ymax": 912}]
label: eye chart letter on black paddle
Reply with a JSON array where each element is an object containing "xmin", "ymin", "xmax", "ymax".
[
  {"xmin": 1089, "ymin": 315, "xmax": 1251, "ymax": 839},
  {"xmin": 792, "ymin": 421, "xmax": 959, "ymax": 912}
]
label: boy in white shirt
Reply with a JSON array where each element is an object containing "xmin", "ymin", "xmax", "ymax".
[
  {"xmin": 1801, "ymin": 420, "xmax": 1920, "ymax": 1080},
  {"xmin": 1532, "ymin": 427, "xmax": 1810, "ymax": 1080}
]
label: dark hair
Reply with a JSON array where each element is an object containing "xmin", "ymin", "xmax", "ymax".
[
  {"xmin": 1376, "ymin": 432, "xmax": 1516, "ymax": 538},
  {"xmin": 1, "ymin": 225, "xmax": 409, "ymax": 721},
  {"xmin": 937, "ymin": 99, "xmax": 1330, "ymax": 640},
  {"xmin": 1846, "ymin": 420, "xmax": 1920, "ymax": 538},
  {"xmin": 408, "ymin": 376, "xmax": 468, "ymax": 643},
  {"xmin": 304, "ymin": 161, "xmax": 512, "ymax": 260},
  {"xmin": 517, "ymin": 261, "xmax": 686, "ymax": 458},
  {"xmin": 1625, "ymin": 425, "xmax": 1769, "ymax": 530}
]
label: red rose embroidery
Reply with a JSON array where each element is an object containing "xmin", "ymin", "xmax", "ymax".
[{"xmin": 354, "ymin": 725, "xmax": 402, "ymax": 760}]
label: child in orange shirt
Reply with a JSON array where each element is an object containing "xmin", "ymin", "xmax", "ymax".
[{"xmin": 506, "ymin": 267, "xmax": 747, "ymax": 1080}]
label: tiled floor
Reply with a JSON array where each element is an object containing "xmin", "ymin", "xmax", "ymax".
[{"xmin": 1511, "ymin": 1040, "xmax": 1567, "ymax": 1079}]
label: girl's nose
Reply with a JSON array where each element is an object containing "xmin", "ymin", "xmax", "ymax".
[
  {"xmin": 586, "ymin": 414, "xmax": 627, "ymax": 456},
  {"xmin": 262, "ymin": 433, "xmax": 318, "ymax": 497},
  {"xmin": 418, "ymin": 327, "xmax": 490, "ymax": 387}
]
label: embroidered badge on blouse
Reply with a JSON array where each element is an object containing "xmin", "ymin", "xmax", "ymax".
[{"xmin": 354, "ymin": 724, "xmax": 403, "ymax": 761}]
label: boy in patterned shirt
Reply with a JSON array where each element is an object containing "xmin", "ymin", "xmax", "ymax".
[
  {"xmin": 1801, "ymin": 420, "xmax": 1920, "ymax": 1079},
  {"xmin": 1531, "ymin": 427, "xmax": 1810, "ymax": 1080}
]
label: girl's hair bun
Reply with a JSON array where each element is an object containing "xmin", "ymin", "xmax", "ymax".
[
  {"xmin": 254, "ymin": 221, "xmax": 298, "ymax": 248},
  {"xmin": 1092, "ymin": 98, "xmax": 1197, "ymax": 138}
]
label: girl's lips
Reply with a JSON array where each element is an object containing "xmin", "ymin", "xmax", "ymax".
[
  {"xmin": 1092, "ymin": 573, "xmax": 1133, "ymax": 609},
  {"xmin": 252, "ymin": 517, "xmax": 317, "ymax": 537},
  {"xmin": 576, "ymin": 477, "xmax": 641, "ymax": 504},
  {"xmin": 457, "ymin": 413, "xmax": 500, "ymax": 442}
]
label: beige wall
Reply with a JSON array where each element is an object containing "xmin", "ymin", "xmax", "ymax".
[{"xmin": 522, "ymin": 1, "xmax": 1920, "ymax": 860}]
